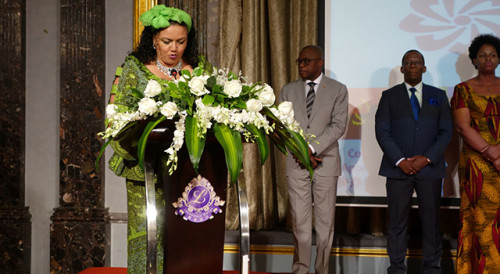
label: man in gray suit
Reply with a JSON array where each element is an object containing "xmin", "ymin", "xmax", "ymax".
[{"xmin": 279, "ymin": 45, "xmax": 348, "ymax": 274}]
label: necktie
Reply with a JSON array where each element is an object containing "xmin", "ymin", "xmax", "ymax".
[
  {"xmin": 306, "ymin": 82, "xmax": 316, "ymax": 118},
  {"xmin": 409, "ymin": 87, "xmax": 420, "ymax": 120}
]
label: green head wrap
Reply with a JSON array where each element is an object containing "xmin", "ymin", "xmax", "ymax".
[{"xmin": 139, "ymin": 5, "xmax": 192, "ymax": 32}]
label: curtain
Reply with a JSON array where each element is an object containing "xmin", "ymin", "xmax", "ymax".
[{"xmin": 219, "ymin": 0, "xmax": 318, "ymax": 230}]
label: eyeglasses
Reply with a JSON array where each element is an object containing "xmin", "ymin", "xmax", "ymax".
[
  {"xmin": 296, "ymin": 58, "xmax": 322, "ymax": 66},
  {"xmin": 403, "ymin": 61, "xmax": 424, "ymax": 67}
]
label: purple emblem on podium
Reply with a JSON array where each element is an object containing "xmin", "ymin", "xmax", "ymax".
[{"xmin": 172, "ymin": 175, "xmax": 225, "ymax": 223}]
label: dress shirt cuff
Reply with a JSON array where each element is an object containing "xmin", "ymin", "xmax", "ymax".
[
  {"xmin": 395, "ymin": 158, "xmax": 405, "ymax": 166},
  {"xmin": 308, "ymin": 144, "xmax": 316, "ymax": 155}
]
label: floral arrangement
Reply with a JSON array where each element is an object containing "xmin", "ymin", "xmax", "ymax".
[{"xmin": 98, "ymin": 59, "xmax": 312, "ymax": 183}]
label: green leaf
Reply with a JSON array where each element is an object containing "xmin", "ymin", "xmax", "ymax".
[
  {"xmin": 130, "ymin": 87, "xmax": 144, "ymax": 99},
  {"xmin": 262, "ymin": 107, "xmax": 313, "ymax": 178},
  {"xmin": 202, "ymin": 94, "xmax": 215, "ymax": 105},
  {"xmin": 198, "ymin": 55, "xmax": 214, "ymax": 74},
  {"xmin": 185, "ymin": 116, "xmax": 206, "ymax": 173},
  {"xmin": 213, "ymin": 123, "xmax": 243, "ymax": 184},
  {"xmin": 168, "ymin": 82, "xmax": 182, "ymax": 98},
  {"xmin": 95, "ymin": 138, "xmax": 113, "ymax": 172},
  {"xmin": 137, "ymin": 116, "xmax": 167, "ymax": 170},
  {"xmin": 216, "ymin": 94, "xmax": 226, "ymax": 103},
  {"xmin": 207, "ymin": 76, "xmax": 216, "ymax": 89},
  {"xmin": 234, "ymin": 100, "xmax": 247, "ymax": 109},
  {"xmin": 212, "ymin": 84, "xmax": 221, "ymax": 95},
  {"xmin": 181, "ymin": 69, "xmax": 191, "ymax": 78},
  {"xmin": 193, "ymin": 67, "xmax": 203, "ymax": 76},
  {"xmin": 288, "ymin": 128, "xmax": 314, "ymax": 178},
  {"xmin": 245, "ymin": 124, "xmax": 270, "ymax": 165},
  {"xmin": 267, "ymin": 130, "xmax": 287, "ymax": 155}
]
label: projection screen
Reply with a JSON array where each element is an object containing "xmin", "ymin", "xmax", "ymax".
[{"xmin": 324, "ymin": 0, "xmax": 500, "ymax": 205}]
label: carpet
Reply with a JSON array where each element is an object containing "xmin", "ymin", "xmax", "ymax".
[{"xmin": 78, "ymin": 268, "xmax": 293, "ymax": 274}]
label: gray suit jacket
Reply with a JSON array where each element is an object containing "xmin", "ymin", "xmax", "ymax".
[{"xmin": 279, "ymin": 75, "xmax": 349, "ymax": 177}]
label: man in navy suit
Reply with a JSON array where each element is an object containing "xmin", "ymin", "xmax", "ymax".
[{"xmin": 375, "ymin": 50, "xmax": 452, "ymax": 274}]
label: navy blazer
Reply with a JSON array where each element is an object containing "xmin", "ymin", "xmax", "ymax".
[{"xmin": 375, "ymin": 83, "xmax": 452, "ymax": 179}]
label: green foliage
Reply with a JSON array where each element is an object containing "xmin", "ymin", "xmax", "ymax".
[
  {"xmin": 185, "ymin": 116, "xmax": 206, "ymax": 173},
  {"xmin": 245, "ymin": 124, "xmax": 270, "ymax": 165},
  {"xmin": 99, "ymin": 55, "xmax": 314, "ymax": 182},
  {"xmin": 137, "ymin": 116, "xmax": 167, "ymax": 170},
  {"xmin": 213, "ymin": 123, "xmax": 243, "ymax": 184}
]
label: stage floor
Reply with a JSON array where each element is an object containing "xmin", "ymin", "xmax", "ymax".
[{"xmin": 223, "ymin": 229, "xmax": 457, "ymax": 273}]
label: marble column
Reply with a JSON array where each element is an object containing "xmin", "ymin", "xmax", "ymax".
[
  {"xmin": 0, "ymin": 1, "xmax": 32, "ymax": 273},
  {"xmin": 50, "ymin": 1, "xmax": 109, "ymax": 273}
]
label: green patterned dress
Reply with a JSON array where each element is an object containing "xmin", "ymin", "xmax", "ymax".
[{"xmin": 108, "ymin": 55, "xmax": 169, "ymax": 273}]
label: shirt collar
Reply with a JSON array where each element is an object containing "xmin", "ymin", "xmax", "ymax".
[
  {"xmin": 305, "ymin": 73, "xmax": 323, "ymax": 86},
  {"xmin": 404, "ymin": 82, "xmax": 423, "ymax": 92}
]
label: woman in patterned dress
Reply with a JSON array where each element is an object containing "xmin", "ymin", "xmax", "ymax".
[
  {"xmin": 451, "ymin": 34, "xmax": 500, "ymax": 273},
  {"xmin": 107, "ymin": 5, "xmax": 198, "ymax": 273}
]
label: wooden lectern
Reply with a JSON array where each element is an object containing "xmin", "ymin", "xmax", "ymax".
[{"xmin": 143, "ymin": 122, "xmax": 249, "ymax": 274}]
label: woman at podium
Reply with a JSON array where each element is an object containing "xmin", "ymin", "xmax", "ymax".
[{"xmin": 107, "ymin": 5, "xmax": 198, "ymax": 273}]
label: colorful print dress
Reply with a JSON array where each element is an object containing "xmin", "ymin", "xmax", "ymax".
[
  {"xmin": 451, "ymin": 82, "xmax": 500, "ymax": 274},
  {"xmin": 108, "ymin": 55, "xmax": 168, "ymax": 273}
]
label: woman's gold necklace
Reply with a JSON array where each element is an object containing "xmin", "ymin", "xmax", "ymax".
[{"xmin": 156, "ymin": 59, "xmax": 183, "ymax": 77}]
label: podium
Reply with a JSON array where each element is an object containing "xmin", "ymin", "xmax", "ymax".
[{"xmin": 143, "ymin": 122, "xmax": 249, "ymax": 274}]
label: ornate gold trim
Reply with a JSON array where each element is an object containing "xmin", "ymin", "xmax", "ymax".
[
  {"xmin": 223, "ymin": 244, "xmax": 457, "ymax": 259},
  {"xmin": 133, "ymin": 0, "xmax": 157, "ymax": 48}
]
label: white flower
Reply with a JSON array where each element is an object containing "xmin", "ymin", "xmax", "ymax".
[
  {"xmin": 278, "ymin": 101, "xmax": 294, "ymax": 117},
  {"xmin": 246, "ymin": 99, "xmax": 263, "ymax": 112},
  {"xmin": 216, "ymin": 75, "xmax": 226, "ymax": 86},
  {"xmin": 188, "ymin": 76, "xmax": 209, "ymax": 96},
  {"xmin": 138, "ymin": 97, "xmax": 158, "ymax": 115},
  {"xmin": 165, "ymin": 147, "xmax": 174, "ymax": 155},
  {"xmin": 258, "ymin": 84, "xmax": 276, "ymax": 106},
  {"xmin": 160, "ymin": 101, "xmax": 178, "ymax": 119},
  {"xmin": 106, "ymin": 104, "xmax": 117, "ymax": 117},
  {"xmin": 144, "ymin": 79, "xmax": 162, "ymax": 97},
  {"xmin": 223, "ymin": 80, "xmax": 242, "ymax": 98}
]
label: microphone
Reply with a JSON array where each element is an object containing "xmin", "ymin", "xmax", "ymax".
[{"xmin": 170, "ymin": 69, "xmax": 177, "ymax": 78}]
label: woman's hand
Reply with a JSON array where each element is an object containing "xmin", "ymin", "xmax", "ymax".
[
  {"xmin": 492, "ymin": 157, "xmax": 500, "ymax": 171},
  {"xmin": 482, "ymin": 144, "xmax": 500, "ymax": 162}
]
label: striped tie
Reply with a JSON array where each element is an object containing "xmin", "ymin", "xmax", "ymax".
[{"xmin": 306, "ymin": 82, "xmax": 316, "ymax": 118}]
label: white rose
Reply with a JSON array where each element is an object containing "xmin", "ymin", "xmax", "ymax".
[
  {"xmin": 106, "ymin": 104, "xmax": 117, "ymax": 117},
  {"xmin": 258, "ymin": 84, "xmax": 276, "ymax": 106},
  {"xmin": 223, "ymin": 80, "xmax": 242, "ymax": 98},
  {"xmin": 189, "ymin": 76, "xmax": 209, "ymax": 96},
  {"xmin": 160, "ymin": 101, "xmax": 178, "ymax": 119},
  {"xmin": 269, "ymin": 107, "xmax": 280, "ymax": 118},
  {"xmin": 144, "ymin": 79, "xmax": 162, "ymax": 97},
  {"xmin": 246, "ymin": 99, "xmax": 263, "ymax": 112},
  {"xmin": 138, "ymin": 97, "xmax": 158, "ymax": 115},
  {"xmin": 278, "ymin": 101, "xmax": 294, "ymax": 117}
]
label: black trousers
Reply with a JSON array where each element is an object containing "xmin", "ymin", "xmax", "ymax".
[{"xmin": 386, "ymin": 176, "xmax": 442, "ymax": 274}]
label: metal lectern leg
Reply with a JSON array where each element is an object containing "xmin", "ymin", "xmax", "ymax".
[
  {"xmin": 236, "ymin": 179, "xmax": 250, "ymax": 274},
  {"xmin": 144, "ymin": 156, "xmax": 157, "ymax": 274}
]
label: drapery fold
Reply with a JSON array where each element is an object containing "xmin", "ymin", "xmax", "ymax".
[{"xmin": 219, "ymin": 0, "xmax": 317, "ymax": 230}]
